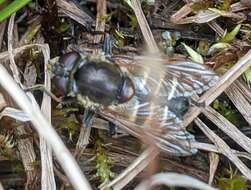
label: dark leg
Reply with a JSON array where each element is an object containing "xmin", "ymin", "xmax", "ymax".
[
  {"xmin": 108, "ymin": 122, "xmax": 118, "ymax": 136},
  {"xmin": 74, "ymin": 109, "xmax": 94, "ymax": 158},
  {"xmin": 82, "ymin": 109, "xmax": 94, "ymax": 128}
]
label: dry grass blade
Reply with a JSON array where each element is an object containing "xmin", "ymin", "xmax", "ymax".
[
  {"xmin": 0, "ymin": 64, "xmax": 92, "ymax": 190},
  {"xmin": 56, "ymin": 0, "xmax": 94, "ymax": 28},
  {"xmin": 207, "ymin": 21, "xmax": 224, "ymax": 37},
  {"xmin": 0, "ymin": 21, "xmax": 7, "ymax": 50},
  {"xmin": 183, "ymin": 50, "xmax": 251, "ymax": 127},
  {"xmin": 225, "ymin": 83, "xmax": 251, "ymax": 125},
  {"xmin": 7, "ymin": 14, "xmax": 21, "ymax": 84},
  {"xmin": 101, "ymin": 146, "xmax": 159, "ymax": 190},
  {"xmin": 208, "ymin": 153, "xmax": 219, "ymax": 185},
  {"xmin": 40, "ymin": 45, "xmax": 56, "ymax": 190},
  {"xmin": 195, "ymin": 118, "xmax": 251, "ymax": 180},
  {"xmin": 171, "ymin": 2, "xmax": 249, "ymax": 24},
  {"xmin": 202, "ymin": 107, "xmax": 251, "ymax": 154},
  {"xmin": 0, "ymin": 40, "xmax": 92, "ymax": 190},
  {"xmin": 135, "ymin": 173, "xmax": 217, "ymax": 190},
  {"xmin": 0, "ymin": 182, "xmax": 3, "ymax": 190},
  {"xmin": 234, "ymin": 80, "xmax": 251, "ymax": 103},
  {"xmin": 7, "ymin": 14, "xmax": 38, "ymax": 189},
  {"xmin": 7, "ymin": 13, "xmax": 56, "ymax": 189},
  {"xmin": 131, "ymin": 0, "xmax": 158, "ymax": 53}
]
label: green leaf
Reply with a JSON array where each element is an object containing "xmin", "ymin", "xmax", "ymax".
[
  {"xmin": 243, "ymin": 67, "xmax": 251, "ymax": 88},
  {"xmin": 128, "ymin": 14, "xmax": 138, "ymax": 30},
  {"xmin": 221, "ymin": 24, "xmax": 241, "ymax": 43},
  {"xmin": 208, "ymin": 42, "xmax": 231, "ymax": 55},
  {"xmin": 182, "ymin": 43, "xmax": 204, "ymax": 64},
  {"xmin": 0, "ymin": 0, "xmax": 31, "ymax": 23}
]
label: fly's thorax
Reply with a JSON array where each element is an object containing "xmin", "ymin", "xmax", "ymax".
[{"xmin": 76, "ymin": 94, "xmax": 103, "ymax": 111}]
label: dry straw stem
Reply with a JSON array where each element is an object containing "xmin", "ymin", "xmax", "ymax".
[
  {"xmin": 195, "ymin": 118, "xmax": 251, "ymax": 180},
  {"xmin": 235, "ymin": 79, "xmax": 251, "ymax": 103},
  {"xmin": 0, "ymin": 42, "xmax": 91, "ymax": 189},
  {"xmin": 135, "ymin": 173, "xmax": 217, "ymax": 190},
  {"xmin": 225, "ymin": 83, "xmax": 251, "ymax": 125},
  {"xmin": 7, "ymin": 14, "xmax": 56, "ymax": 189},
  {"xmin": 183, "ymin": 49, "xmax": 251, "ymax": 127},
  {"xmin": 56, "ymin": 0, "xmax": 94, "ymax": 28},
  {"xmin": 7, "ymin": 14, "xmax": 38, "ymax": 189},
  {"xmin": 131, "ymin": 0, "xmax": 158, "ymax": 53},
  {"xmin": 203, "ymin": 107, "xmax": 251, "ymax": 153},
  {"xmin": 208, "ymin": 153, "xmax": 219, "ymax": 185},
  {"xmin": 0, "ymin": 64, "xmax": 92, "ymax": 190},
  {"xmin": 100, "ymin": 145, "xmax": 159, "ymax": 190},
  {"xmin": 170, "ymin": 2, "xmax": 249, "ymax": 24},
  {"xmin": 207, "ymin": 21, "xmax": 225, "ymax": 37},
  {"xmin": 39, "ymin": 44, "xmax": 56, "ymax": 190}
]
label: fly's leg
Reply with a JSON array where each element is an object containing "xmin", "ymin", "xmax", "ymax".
[
  {"xmin": 108, "ymin": 122, "xmax": 130, "ymax": 138},
  {"xmin": 24, "ymin": 84, "xmax": 62, "ymax": 102},
  {"xmin": 74, "ymin": 110, "xmax": 94, "ymax": 159},
  {"xmin": 108, "ymin": 122, "xmax": 118, "ymax": 136}
]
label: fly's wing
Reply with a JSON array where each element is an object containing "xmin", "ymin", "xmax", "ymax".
[
  {"xmin": 100, "ymin": 56, "xmax": 219, "ymax": 156},
  {"xmin": 164, "ymin": 60, "xmax": 219, "ymax": 97}
]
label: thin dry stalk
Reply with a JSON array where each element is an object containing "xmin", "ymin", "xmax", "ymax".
[
  {"xmin": 202, "ymin": 107, "xmax": 251, "ymax": 154},
  {"xmin": 0, "ymin": 64, "xmax": 92, "ymax": 190},
  {"xmin": 235, "ymin": 79, "xmax": 251, "ymax": 103},
  {"xmin": 131, "ymin": 0, "xmax": 158, "ymax": 53},
  {"xmin": 208, "ymin": 153, "xmax": 219, "ymax": 185},
  {"xmin": 40, "ymin": 45, "xmax": 56, "ymax": 190},
  {"xmin": 93, "ymin": 0, "xmax": 106, "ymax": 45},
  {"xmin": 183, "ymin": 50, "xmax": 251, "ymax": 127},
  {"xmin": 56, "ymin": 0, "xmax": 94, "ymax": 28},
  {"xmin": 195, "ymin": 118, "xmax": 251, "ymax": 179},
  {"xmin": 74, "ymin": 124, "xmax": 92, "ymax": 159},
  {"xmin": 7, "ymin": 14, "xmax": 38, "ymax": 189},
  {"xmin": 101, "ymin": 146, "xmax": 159, "ymax": 190},
  {"xmin": 135, "ymin": 173, "xmax": 217, "ymax": 190},
  {"xmin": 0, "ymin": 21, "xmax": 6, "ymax": 50},
  {"xmin": 207, "ymin": 21, "xmax": 225, "ymax": 37},
  {"xmin": 225, "ymin": 83, "xmax": 251, "ymax": 125}
]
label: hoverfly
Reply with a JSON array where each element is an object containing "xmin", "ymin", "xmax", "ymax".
[{"xmin": 50, "ymin": 51, "xmax": 219, "ymax": 156}]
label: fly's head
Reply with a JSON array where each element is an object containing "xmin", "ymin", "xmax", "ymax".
[{"xmin": 51, "ymin": 51, "xmax": 81, "ymax": 98}]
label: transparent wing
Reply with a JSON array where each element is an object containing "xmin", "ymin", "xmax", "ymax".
[{"xmin": 99, "ymin": 56, "xmax": 219, "ymax": 155}]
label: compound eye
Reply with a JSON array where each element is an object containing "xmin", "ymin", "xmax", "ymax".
[
  {"xmin": 52, "ymin": 76, "xmax": 68, "ymax": 97},
  {"xmin": 59, "ymin": 51, "xmax": 81, "ymax": 70},
  {"xmin": 117, "ymin": 77, "xmax": 135, "ymax": 104}
]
